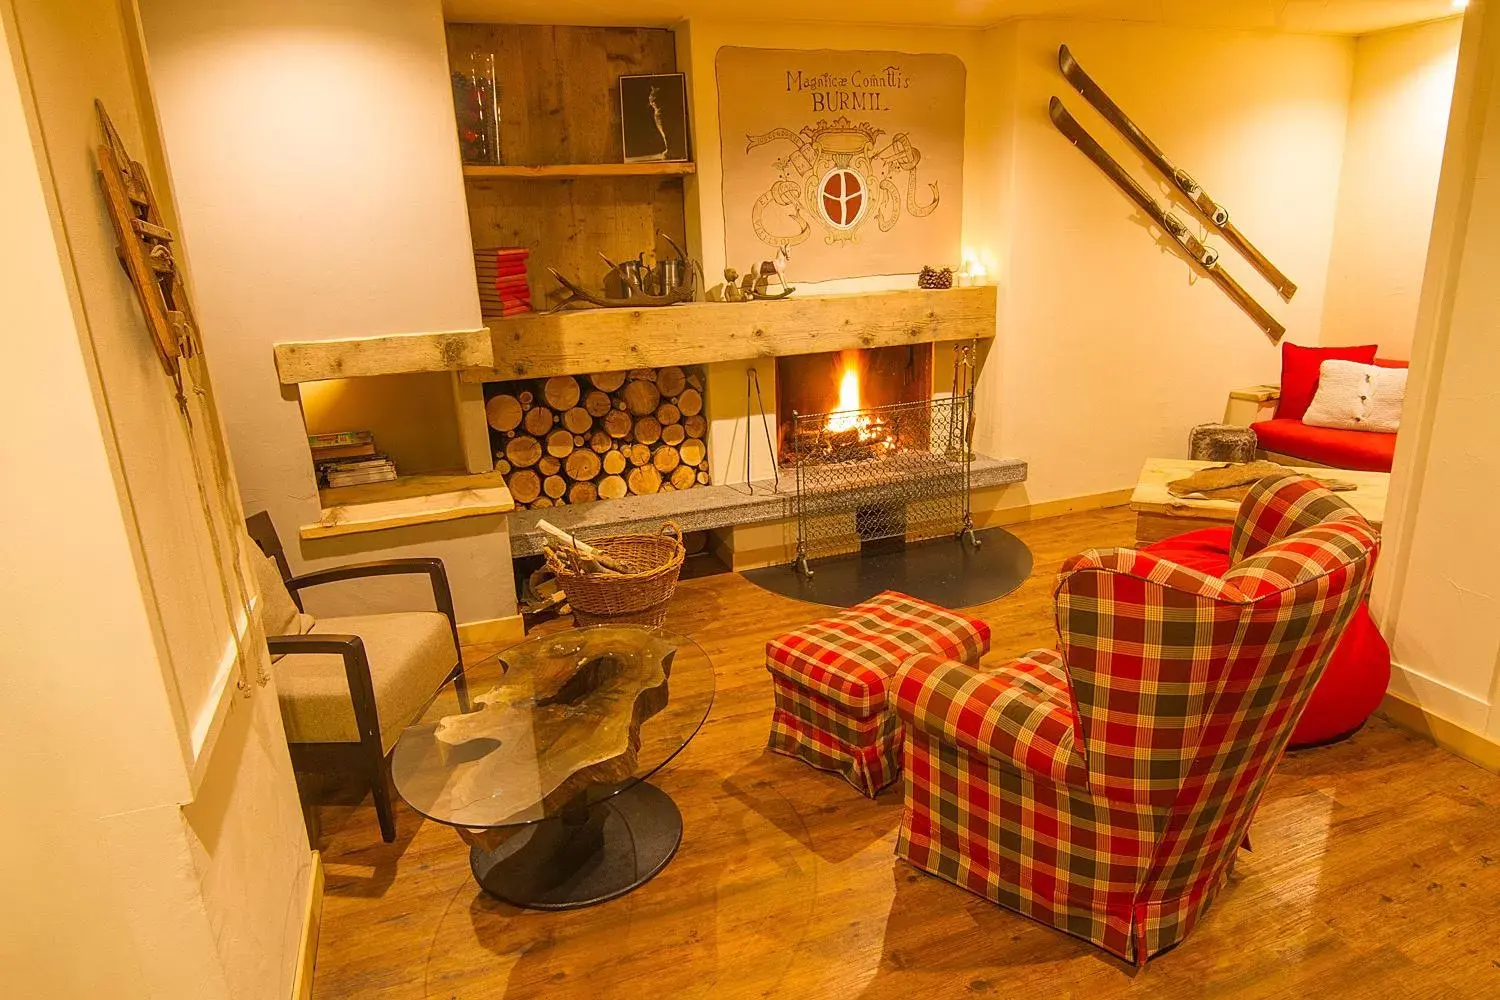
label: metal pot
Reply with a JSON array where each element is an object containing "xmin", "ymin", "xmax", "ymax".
[
  {"xmin": 611, "ymin": 259, "xmax": 648, "ymax": 299},
  {"xmin": 656, "ymin": 257, "xmax": 693, "ymax": 296}
]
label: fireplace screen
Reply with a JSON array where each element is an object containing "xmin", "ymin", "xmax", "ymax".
[{"xmin": 789, "ymin": 393, "xmax": 975, "ymax": 573}]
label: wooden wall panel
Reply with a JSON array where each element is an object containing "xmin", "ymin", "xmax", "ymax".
[
  {"xmin": 465, "ymin": 177, "xmax": 687, "ymax": 310},
  {"xmin": 447, "ymin": 23, "xmax": 688, "ymax": 312}
]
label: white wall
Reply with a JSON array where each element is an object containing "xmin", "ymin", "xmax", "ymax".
[
  {"xmin": 998, "ymin": 20, "xmax": 1354, "ymax": 502},
  {"xmin": 0, "ymin": 1, "xmax": 308, "ymax": 996},
  {"xmin": 1322, "ymin": 17, "xmax": 1463, "ymax": 358},
  {"xmin": 1374, "ymin": 0, "xmax": 1500, "ymax": 741},
  {"xmin": 138, "ymin": 0, "xmax": 517, "ymax": 625}
]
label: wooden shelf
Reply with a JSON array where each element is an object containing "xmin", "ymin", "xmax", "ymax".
[
  {"xmin": 461, "ymin": 286, "xmax": 999, "ymax": 383},
  {"xmin": 463, "ymin": 163, "xmax": 696, "ymax": 181},
  {"xmin": 273, "ymin": 327, "xmax": 492, "ymax": 385},
  {"xmin": 302, "ymin": 471, "xmax": 514, "ymax": 540}
]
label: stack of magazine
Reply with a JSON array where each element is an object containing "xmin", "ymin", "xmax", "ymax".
[{"xmin": 309, "ymin": 431, "xmax": 397, "ymax": 488}]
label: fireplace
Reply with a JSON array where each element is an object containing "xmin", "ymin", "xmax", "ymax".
[
  {"xmin": 775, "ymin": 346, "xmax": 933, "ymax": 467},
  {"xmin": 775, "ymin": 344, "xmax": 978, "ymax": 576}
]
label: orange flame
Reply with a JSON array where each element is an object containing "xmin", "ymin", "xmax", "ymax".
[{"xmin": 825, "ymin": 351, "xmax": 873, "ymax": 436}]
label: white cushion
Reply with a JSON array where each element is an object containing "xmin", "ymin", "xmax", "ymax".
[
  {"xmin": 1303, "ymin": 360, "xmax": 1406, "ymax": 434},
  {"xmin": 273, "ymin": 612, "xmax": 456, "ymax": 752}
]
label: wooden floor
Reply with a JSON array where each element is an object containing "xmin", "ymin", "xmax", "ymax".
[{"xmin": 311, "ymin": 508, "xmax": 1500, "ymax": 999}]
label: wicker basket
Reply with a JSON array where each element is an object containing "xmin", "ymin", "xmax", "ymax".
[{"xmin": 545, "ymin": 522, "xmax": 685, "ymax": 627}]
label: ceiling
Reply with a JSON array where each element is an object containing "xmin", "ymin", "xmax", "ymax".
[{"xmin": 442, "ymin": 0, "xmax": 1464, "ymax": 35}]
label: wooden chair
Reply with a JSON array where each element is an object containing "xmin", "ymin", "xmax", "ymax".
[{"xmin": 245, "ymin": 511, "xmax": 468, "ymax": 842}]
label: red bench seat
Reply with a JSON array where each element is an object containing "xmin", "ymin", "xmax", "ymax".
[{"xmin": 1250, "ymin": 418, "xmax": 1399, "ymax": 472}]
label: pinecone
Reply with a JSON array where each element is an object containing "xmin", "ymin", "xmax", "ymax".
[{"xmin": 918, "ymin": 265, "xmax": 954, "ymax": 289}]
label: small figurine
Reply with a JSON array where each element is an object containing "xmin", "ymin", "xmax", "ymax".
[
  {"xmin": 720, "ymin": 267, "xmax": 747, "ymax": 302},
  {"xmin": 746, "ymin": 247, "xmax": 795, "ymax": 300}
]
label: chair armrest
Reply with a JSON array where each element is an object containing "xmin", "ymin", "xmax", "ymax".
[
  {"xmin": 265, "ymin": 633, "xmax": 382, "ymax": 747},
  {"xmin": 1223, "ymin": 384, "xmax": 1280, "ymax": 427},
  {"xmin": 891, "ymin": 653, "xmax": 1086, "ymax": 785},
  {"xmin": 287, "ymin": 558, "xmax": 459, "ymax": 648}
]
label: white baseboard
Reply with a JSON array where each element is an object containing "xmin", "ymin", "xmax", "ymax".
[{"xmin": 1387, "ymin": 660, "xmax": 1490, "ymax": 733}]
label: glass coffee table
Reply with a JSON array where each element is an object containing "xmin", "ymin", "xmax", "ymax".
[{"xmin": 391, "ymin": 625, "xmax": 714, "ymax": 909}]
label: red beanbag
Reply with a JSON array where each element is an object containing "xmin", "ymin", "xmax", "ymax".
[
  {"xmin": 1142, "ymin": 527, "xmax": 1391, "ymax": 748},
  {"xmin": 1276, "ymin": 342, "xmax": 1378, "ymax": 421},
  {"xmin": 1294, "ymin": 602, "xmax": 1391, "ymax": 747}
]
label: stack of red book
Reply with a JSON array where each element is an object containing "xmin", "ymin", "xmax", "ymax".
[{"xmin": 475, "ymin": 247, "xmax": 532, "ymax": 319}]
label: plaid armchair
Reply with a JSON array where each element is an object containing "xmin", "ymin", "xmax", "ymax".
[{"xmin": 891, "ymin": 476, "xmax": 1379, "ymax": 964}]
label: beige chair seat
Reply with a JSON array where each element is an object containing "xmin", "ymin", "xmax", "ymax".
[{"xmin": 274, "ymin": 612, "xmax": 456, "ymax": 752}]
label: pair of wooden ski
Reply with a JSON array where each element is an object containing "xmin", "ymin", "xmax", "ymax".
[{"xmin": 1052, "ymin": 45, "xmax": 1292, "ymax": 341}]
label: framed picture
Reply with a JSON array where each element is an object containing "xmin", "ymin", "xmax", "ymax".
[{"xmin": 619, "ymin": 73, "xmax": 690, "ymax": 164}]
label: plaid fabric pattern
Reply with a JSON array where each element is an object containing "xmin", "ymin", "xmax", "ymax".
[
  {"xmin": 769, "ymin": 680, "xmax": 905, "ymax": 797},
  {"xmin": 894, "ymin": 652, "xmax": 1087, "ymax": 787},
  {"xmin": 766, "ymin": 591, "xmax": 991, "ymax": 797},
  {"xmin": 1230, "ymin": 474, "xmax": 1365, "ymax": 564},
  {"xmin": 893, "ymin": 477, "xmax": 1379, "ymax": 964}
]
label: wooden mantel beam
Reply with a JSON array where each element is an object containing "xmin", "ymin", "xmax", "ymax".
[
  {"xmin": 460, "ymin": 286, "xmax": 998, "ymax": 383},
  {"xmin": 274, "ymin": 328, "xmax": 493, "ymax": 384}
]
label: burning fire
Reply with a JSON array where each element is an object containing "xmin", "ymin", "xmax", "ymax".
[
  {"xmin": 824, "ymin": 352, "xmax": 880, "ymax": 440},
  {"xmin": 825, "ymin": 359, "xmax": 862, "ymax": 432}
]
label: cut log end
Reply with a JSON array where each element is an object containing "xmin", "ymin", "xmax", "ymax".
[
  {"xmin": 622, "ymin": 379, "xmax": 662, "ymax": 417},
  {"xmin": 486, "ymin": 394, "xmax": 523, "ymax": 433},
  {"xmin": 679, "ymin": 438, "xmax": 707, "ymax": 467},
  {"xmin": 507, "ymin": 468, "xmax": 541, "ymax": 504},
  {"xmin": 628, "ymin": 465, "xmax": 663, "ymax": 495},
  {"xmin": 543, "ymin": 375, "xmax": 581, "ymax": 412}
]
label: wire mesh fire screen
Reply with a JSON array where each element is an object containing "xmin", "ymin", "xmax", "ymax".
[{"xmin": 790, "ymin": 394, "xmax": 975, "ymax": 575}]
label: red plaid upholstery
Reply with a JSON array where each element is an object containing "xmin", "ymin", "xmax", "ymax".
[
  {"xmin": 766, "ymin": 591, "xmax": 990, "ymax": 797},
  {"xmin": 893, "ymin": 476, "xmax": 1379, "ymax": 964}
]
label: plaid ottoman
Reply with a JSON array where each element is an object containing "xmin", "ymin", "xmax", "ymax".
[{"xmin": 765, "ymin": 591, "xmax": 991, "ymax": 797}]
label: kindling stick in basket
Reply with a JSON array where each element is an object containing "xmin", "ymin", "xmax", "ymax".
[{"xmin": 536, "ymin": 520, "xmax": 632, "ymax": 574}]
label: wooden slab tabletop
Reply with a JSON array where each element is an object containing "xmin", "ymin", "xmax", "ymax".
[{"xmin": 1130, "ymin": 457, "xmax": 1389, "ymax": 526}]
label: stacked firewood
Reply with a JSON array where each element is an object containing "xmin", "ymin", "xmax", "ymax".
[{"xmin": 487, "ymin": 366, "xmax": 709, "ymax": 509}]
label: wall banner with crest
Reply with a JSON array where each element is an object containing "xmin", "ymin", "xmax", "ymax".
[{"xmin": 715, "ymin": 46, "xmax": 966, "ymax": 282}]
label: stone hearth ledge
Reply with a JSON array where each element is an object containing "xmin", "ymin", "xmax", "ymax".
[{"xmin": 509, "ymin": 455, "xmax": 1028, "ymax": 558}]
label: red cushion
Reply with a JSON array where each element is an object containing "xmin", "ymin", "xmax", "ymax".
[
  {"xmin": 1143, "ymin": 526, "xmax": 1232, "ymax": 574},
  {"xmin": 1374, "ymin": 358, "xmax": 1409, "ymax": 369},
  {"xmin": 1143, "ymin": 529, "xmax": 1390, "ymax": 748},
  {"xmin": 1276, "ymin": 342, "xmax": 1378, "ymax": 420},
  {"xmin": 1251, "ymin": 418, "xmax": 1397, "ymax": 472}
]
